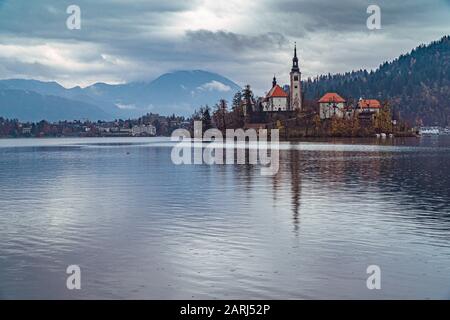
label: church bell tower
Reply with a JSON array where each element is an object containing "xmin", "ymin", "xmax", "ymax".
[{"xmin": 290, "ymin": 43, "xmax": 302, "ymax": 111}]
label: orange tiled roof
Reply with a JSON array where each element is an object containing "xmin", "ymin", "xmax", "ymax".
[
  {"xmin": 267, "ymin": 85, "xmax": 288, "ymax": 98},
  {"xmin": 318, "ymin": 92, "xmax": 346, "ymax": 103},
  {"xmin": 358, "ymin": 99, "xmax": 381, "ymax": 108}
]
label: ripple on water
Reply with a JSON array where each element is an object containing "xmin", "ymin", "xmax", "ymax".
[{"xmin": 0, "ymin": 137, "xmax": 449, "ymax": 299}]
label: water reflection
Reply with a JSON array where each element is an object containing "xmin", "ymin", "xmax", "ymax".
[{"xmin": 287, "ymin": 149, "xmax": 302, "ymax": 232}]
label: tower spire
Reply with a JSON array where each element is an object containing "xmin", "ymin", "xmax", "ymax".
[
  {"xmin": 292, "ymin": 42, "xmax": 299, "ymax": 72},
  {"xmin": 272, "ymin": 74, "xmax": 277, "ymax": 87},
  {"xmin": 290, "ymin": 41, "xmax": 302, "ymax": 111}
]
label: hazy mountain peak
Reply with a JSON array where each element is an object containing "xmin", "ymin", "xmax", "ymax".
[{"xmin": 0, "ymin": 69, "xmax": 242, "ymax": 120}]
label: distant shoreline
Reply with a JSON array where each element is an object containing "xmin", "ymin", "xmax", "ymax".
[{"xmin": 0, "ymin": 134, "xmax": 429, "ymax": 140}]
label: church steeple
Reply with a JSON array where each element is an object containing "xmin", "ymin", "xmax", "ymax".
[
  {"xmin": 291, "ymin": 42, "xmax": 300, "ymax": 72},
  {"xmin": 272, "ymin": 75, "xmax": 277, "ymax": 87},
  {"xmin": 289, "ymin": 42, "xmax": 302, "ymax": 111}
]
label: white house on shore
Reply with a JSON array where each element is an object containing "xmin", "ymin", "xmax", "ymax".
[
  {"xmin": 357, "ymin": 98, "xmax": 382, "ymax": 113},
  {"xmin": 132, "ymin": 124, "xmax": 156, "ymax": 136},
  {"xmin": 318, "ymin": 93, "xmax": 384, "ymax": 120},
  {"xmin": 318, "ymin": 92, "xmax": 346, "ymax": 119}
]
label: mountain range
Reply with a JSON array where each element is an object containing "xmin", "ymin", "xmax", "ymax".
[{"xmin": 0, "ymin": 70, "xmax": 241, "ymax": 122}]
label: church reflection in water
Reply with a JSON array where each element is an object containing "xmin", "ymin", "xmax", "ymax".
[
  {"xmin": 270, "ymin": 147, "xmax": 303, "ymax": 233},
  {"xmin": 288, "ymin": 149, "xmax": 302, "ymax": 231},
  {"xmin": 269, "ymin": 144, "xmax": 389, "ymax": 233},
  {"xmin": 231, "ymin": 140, "xmax": 450, "ymax": 236}
]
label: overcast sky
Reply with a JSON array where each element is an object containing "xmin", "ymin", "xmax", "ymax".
[{"xmin": 0, "ymin": 0, "xmax": 449, "ymax": 94}]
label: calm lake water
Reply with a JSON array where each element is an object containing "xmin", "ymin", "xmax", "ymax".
[{"xmin": 0, "ymin": 136, "xmax": 449, "ymax": 299}]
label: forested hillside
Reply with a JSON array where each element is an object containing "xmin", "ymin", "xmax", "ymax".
[{"xmin": 303, "ymin": 36, "xmax": 450, "ymax": 126}]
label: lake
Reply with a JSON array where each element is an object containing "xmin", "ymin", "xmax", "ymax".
[{"xmin": 0, "ymin": 136, "xmax": 449, "ymax": 299}]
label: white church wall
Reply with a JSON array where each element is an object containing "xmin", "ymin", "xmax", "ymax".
[
  {"xmin": 272, "ymin": 97, "xmax": 288, "ymax": 111},
  {"xmin": 320, "ymin": 102, "xmax": 345, "ymax": 119}
]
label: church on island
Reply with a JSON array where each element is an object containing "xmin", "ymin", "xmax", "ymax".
[
  {"xmin": 260, "ymin": 44, "xmax": 302, "ymax": 113},
  {"xmin": 243, "ymin": 44, "xmax": 303, "ymax": 119}
]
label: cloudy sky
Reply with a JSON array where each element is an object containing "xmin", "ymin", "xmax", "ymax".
[{"xmin": 0, "ymin": 0, "xmax": 449, "ymax": 94}]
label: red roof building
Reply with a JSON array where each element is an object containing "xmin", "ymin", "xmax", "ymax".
[
  {"xmin": 358, "ymin": 99, "xmax": 381, "ymax": 109},
  {"xmin": 318, "ymin": 92, "xmax": 346, "ymax": 103},
  {"xmin": 261, "ymin": 76, "xmax": 289, "ymax": 112},
  {"xmin": 318, "ymin": 92, "xmax": 347, "ymax": 119},
  {"xmin": 266, "ymin": 84, "xmax": 288, "ymax": 98}
]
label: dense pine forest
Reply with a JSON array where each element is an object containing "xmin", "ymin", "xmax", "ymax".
[{"xmin": 302, "ymin": 36, "xmax": 450, "ymax": 126}]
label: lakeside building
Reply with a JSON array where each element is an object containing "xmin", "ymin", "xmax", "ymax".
[
  {"xmin": 318, "ymin": 92, "xmax": 347, "ymax": 119},
  {"xmin": 21, "ymin": 126, "xmax": 32, "ymax": 135},
  {"xmin": 132, "ymin": 124, "xmax": 156, "ymax": 136},
  {"xmin": 110, "ymin": 127, "xmax": 132, "ymax": 136},
  {"xmin": 357, "ymin": 98, "xmax": 382, "ymax": 113},
  {"xmin": 318, "ymin": 93, "xmax": 383, "ymax": 120}
]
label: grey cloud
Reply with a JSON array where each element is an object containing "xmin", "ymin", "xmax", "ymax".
[
  {"xmin": 264, "ymin": 0, "xmax": 449, "ymax": 36},
  {"xmin": 185, "ymin": 30, "xmax": 288, "ymax": 52},
  {"xmin": 0, "ymin": 0, "xmax": 448, "ymax": 92},
  {"xmin": 0, "ymin": 58, "xmax": 52, "ymax": 78},
  {"xmin": 0, "ymin": 0, "xmax": 197, "ymax": 40}
]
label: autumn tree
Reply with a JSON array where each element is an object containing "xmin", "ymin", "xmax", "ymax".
[
  {"xmin": 242, "ymin": 85, "xmax": 255, "ymax": 116},
  {"xmin": 313, "ymin": 114, "xmax": 321, "ymax": 136},
  {"xmin": 229, "ymin": 91, "xmax": 245, "ymax": 129},
  {"xmin": 212, "ymin": 99, "xmax": 228, "ymax": 132},
  {"xmin": 229, "ymin": 106, "xmax": 244, "ymax": 129},
  {"xmin": 374, "ymin": 103, "xmax": 393, "ymax": 133},
  {"xmin": 351, "ymin": 114, "xmax": 360, "ymax": 136},
  {"xmin": 331, "ymin": 116, "xmax": 346, "ymax": 136},
  {"xmin": 201, "ymin": 106, "xmax": 212, "ymax": 132},
  {"xmin": 232, "ymin": 91, "xmax": 242, "ymax": 111}
]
